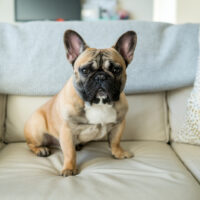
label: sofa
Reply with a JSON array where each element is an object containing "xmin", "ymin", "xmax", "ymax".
[{"xmin": 0, "ymin": 21, "xmax": 200, "ymax": 200}]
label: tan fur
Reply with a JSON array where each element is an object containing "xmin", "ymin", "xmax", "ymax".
[{"xmin": 25, "ymin": 48, "xmax": 132, "ymax": 177}]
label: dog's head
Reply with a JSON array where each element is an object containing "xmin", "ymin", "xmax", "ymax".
[{"xmin": 64, "ymin": 30, "xmax": 137, "ymax": 104}]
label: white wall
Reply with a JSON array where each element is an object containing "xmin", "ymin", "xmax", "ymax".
[
  {"xmin": 177, "ymin": 0, "xmax": 200, "ymax": 23},
  {"xmin": 153, "ymin": 0, "xmax": 177, "ymax": 23},
  {"xmin": 154, "ymin": 0, "xmax": 200, "ymax": 24},
  {"xmin": 0, "ymin": 0, "xmax": 14, "ymax": 23}
]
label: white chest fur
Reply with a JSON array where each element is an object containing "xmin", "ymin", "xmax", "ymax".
[{"xmin": 84, "ymin": 102, "xmax": 117, "ymax": 125}]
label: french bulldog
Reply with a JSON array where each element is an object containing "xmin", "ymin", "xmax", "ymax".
[{"xmin": 24, "ymin": 29, "xmax": 137, "ymax": 176}]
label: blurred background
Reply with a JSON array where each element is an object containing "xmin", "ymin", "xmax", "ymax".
[{"xmin": 0, "ymin": 0, "xmax": 200, "ymax": 24}]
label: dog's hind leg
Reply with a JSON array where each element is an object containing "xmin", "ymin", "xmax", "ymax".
[{"xmin": 24, "ymin": 112, "xmax": 51, "ymax": 157}]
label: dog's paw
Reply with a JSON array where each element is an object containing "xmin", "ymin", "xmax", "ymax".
[
  {"xmin": 60, "ymin": 169, "xmax": 79, "ymax": 177},
  {"xmin": 36, "ymin": 147, "xmax": 51, "ymax": 157},
  {"xmin": 112, "ymin": 150, "xmax": 134, "ymax": 159}
]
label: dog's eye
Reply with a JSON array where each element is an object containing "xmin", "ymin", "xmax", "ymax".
[
  {"xmin": 81, "ymin": 67, "xmax": 90, "ymax": 75},
  {"xmin": 112, "ymin": 66, "xmax": 122, "ymax": 75}
]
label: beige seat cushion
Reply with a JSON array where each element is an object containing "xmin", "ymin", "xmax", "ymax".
[
  {"xmin": 5, "ymin": 95, "xmax": 50, "ymax": 142},
  {"xmin": 167, "ymin": 86, "xmax": 192, "ymax": 142},
  {"xmin": 0, "ymin": 141, "xmax": 199, "ymax": 200},
  {"xmin": 5, "ymin": 93, "xmax": 169, "ymax": 142},
  {"xmin": 0, "ymin": 95, "xmax": 6, "ymax": 141},
  {"xmin": 172, "ymin": 142, "xmax": 200, "ymax": 182},
  {"xmin": 124, "ymin": 93, "xmax": 168, "ymax": 141}
]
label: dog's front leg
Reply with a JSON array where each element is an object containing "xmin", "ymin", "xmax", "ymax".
[
  {"xmin": 109, "ymin": 120, "xmax": 134, "ymax": 159},
  {"xmin": 59, "ymin": 123, "xmax": 78, "ymax": 177}
]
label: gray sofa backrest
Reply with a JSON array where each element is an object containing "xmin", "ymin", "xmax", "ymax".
[{"xmin": 0, "ymin": 20, "xmax": 199, "ymax": 95}]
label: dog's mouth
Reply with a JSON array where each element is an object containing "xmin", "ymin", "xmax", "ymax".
[
  {"xmin": 96, "ymin": 88, "xmax": 108, "ymax": 98},
  {"xmin": 94, "ymin": 88, "xmax": 111, "ymax": 104},
  {"xmin": 95, "ymin": 86, "xmax": 121, "ymax": 104}
]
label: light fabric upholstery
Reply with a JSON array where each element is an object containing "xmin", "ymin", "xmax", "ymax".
[
  {"xmin": 0, "ymin": 141, "xmax": 199, "ymax": 200},
  {"xmin": 124, "ymin": 93, "xmax": 168, "ymax": 141},
  {"xmin": 5, "ymin": 95, "xmax": 51, "ymax": 142},
  {"xmin": 5, "ymin": 93, "xmax": 168, "ymax": 142},
  {"xmin": 0, "ymin": 142, "xmax": 5, "ymax": 151},
  {"xmin": 172, "ymin": 142, "xmax": 200, "ymax": 183},
  {"xmin": 167, "ymin": 86, "xmax": 192, "ymax": 142},
  {"xmin": 175, "ymin": 46, "xmax": 200, "ymax": 145},
  {"xmin": 0, "ymin": 22, "xmax": 199, "ymax": 96},
  {"xmin": 0, "ymin": 95, "xmax": 6, "ymax": 141}
]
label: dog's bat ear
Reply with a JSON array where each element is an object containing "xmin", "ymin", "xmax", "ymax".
[
  {"xmin": 64, "ymin": 30, "xmax": 88, "ymax": 64},
  {"xmin": 113, "ymin": 31, "xmax": 137, "ymax": 66}
]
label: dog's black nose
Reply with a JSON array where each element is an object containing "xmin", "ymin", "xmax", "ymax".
[{"xmin": 95, "ymin": 74, "xmax": 106, "ymax": 81}]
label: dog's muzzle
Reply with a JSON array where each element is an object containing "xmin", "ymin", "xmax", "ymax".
[
  {"xmin": 94, "ymin": 72, "xmax": 109, "ymax": 98},
  {"xmin": 75, "ymin": 71, "xmax": 121, "ymax": 104},
  {"xmin": 82, "ymin": 71, "xmax": 121, "ymax": 104}
]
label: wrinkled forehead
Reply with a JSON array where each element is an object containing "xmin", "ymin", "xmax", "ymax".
[{"xmin": 74, "ymin": 48, "xmax": 126, "ymax": 70}]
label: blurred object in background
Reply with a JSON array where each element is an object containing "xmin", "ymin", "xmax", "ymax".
[
  {"xmin": 81, "ymin": 0, "xmax": 130, "ymax": 21},
  {"xmin": 0, "ymin": 0, "xmax": 199, "ymax": 24},
  {"xmin": 118, "ymin": 0, "xmax": 153, "ymax": 21},
  {"xmin": 81, "ymin": 0, "xmax": 100, "ymax": 21},
  {"xmin": 117, "ymin": 10, "xmax": 130, "ymax": 20},
  {"xmin": 15, "ymin": 0, "xmax": 81, "ymax": 21},
  {"xmin": 98, "ymin": 0, "xmax": 119, "ymax": 20}
]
